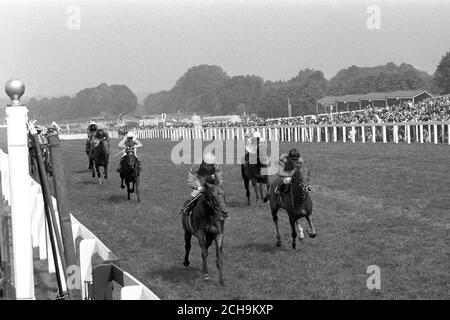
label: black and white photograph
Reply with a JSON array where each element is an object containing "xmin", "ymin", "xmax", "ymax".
[{"xmin": 0, "ymin": 0, "xmax": 449, "ymax": 303}]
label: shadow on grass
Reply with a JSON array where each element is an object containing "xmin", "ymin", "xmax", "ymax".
[
  {"xmin": 236, "ymin": 241, "xmax": 286, "ymax": 253},
  {"xmin": 227, "ymin": 198, "xmax": 250, "ymax": 208},
  {"xmin": 73, "ymin": 169, "xmax": 91, "ymax": 174},
  {"xmin": 146, "ymin": 264, "xmax": 203, "ymax": 285},
  {"xmin": 105, "ymin": 194, "xmax": 127, "ymax": 203},
  {"xmin": 76, "ymin": 179, "xmax": 98, "ymax": 185}
]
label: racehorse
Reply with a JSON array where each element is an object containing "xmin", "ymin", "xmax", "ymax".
[
  {"xmin": 182, "ymin": 177, "xmax": 228, "ymax": 285},
  {"xmin": 119, "ymin": 147, "xmax": 141, "ymax": 202},
  {"xmin": 90, "ymin": 129, "xmax": 109, "ymax": 184},
  {"xmin": 241, "ymin": 139, "xmax": 270, "ymax": 204},
  {"xmin": 28, "ymin": 132, "xmax": 52, "ymax": 177},
  {"xmin": 269, "ymin": 165, "xmax": 317, "ymax": 249}
]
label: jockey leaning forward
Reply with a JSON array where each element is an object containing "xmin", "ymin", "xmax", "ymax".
[
  {"xmin": 86, "ymin": 121, "xmax": 99, "ymax": 155},
  {"xmin": 180, "ymin": 152, "xmax": 223, "ymax": 215},
  {"xmin": 276, "ymin": 148, "xmax": 311, "ymax": 196},
  {"xmin": 116, "ymin": 131, "xmax": 143, "ymax": 172}
]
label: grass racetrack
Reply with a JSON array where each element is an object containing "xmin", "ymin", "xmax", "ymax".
[{"xmin": 2, "ymin": 132, "xmax": 449, "ymax": 299}]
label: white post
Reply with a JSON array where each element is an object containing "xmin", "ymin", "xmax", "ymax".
[
  {"xmin": 372, "ymin": 126, "xmax": 376, "ymax": 143},
  {"xmin": 394, "ymin": 125, "xmax": 398, "ymax": 143},
  {"xmin": 325, "ymin": 127, "xmax": 328, "ymax": 143},
  {"xmin": 382, "ymin": 126, "xmax": 387, "ymax": 143},
  {"xmin": 415, "ymin": 124, "xmax": 419, "ymax": 142},
  {"xmin": 407, "ymin": 125, "xmax": 411, "ymax": 144},
  {"xmin": 448, "ymin": 124, "xmax": 450, "ymax": 145},
  {"xmin": 309, "ymin": 127, "xmax": 313, "ymax": 142},
  {"xmin": 343, "ymin": 126, "xmax": 346, "ymax": 143},
  {"xmin": 317, "ymin": 127, "xmax": 321, "ymax": 142},
  {"xmin": 361, "ymin": 126, "xmax": 365, "ymax": 143},
  {"xmin": 428, "ymin": 125, "xmax": 432, "ymax": 143},
  {"xmin": 333, "ymin": 126, "xmax": 337, "ymax": 142},
  {"xmin": 351, "ymin": 126, "xmax": 356, "ymax": 143},
  {"xmin": 420, "ymin": 125, "xmax": 424, "ymax": 143},
  {"xmin": 434, "ymin": 124, "xmax": 438, "ymax": 144},
  {"xmin": 5, "ymin": 80, "xmax": 35, "ymax": 299}
]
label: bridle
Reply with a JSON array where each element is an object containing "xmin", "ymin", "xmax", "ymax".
[{"xmin": 203, "ymin": 190, "xmax": 227, "ymax": 221}]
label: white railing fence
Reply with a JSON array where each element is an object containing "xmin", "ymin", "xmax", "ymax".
[
  {"xmin": 0, "ymin": 148, "xmax": 159, "ymax": 300},
  {"xmin": 125, "ymin": 121, "xmax": 450, "ymax": 145}
]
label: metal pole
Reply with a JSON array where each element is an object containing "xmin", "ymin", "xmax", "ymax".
[
  {"xmin": 30, "ymin": 130, "xmax": 69, "ymax": 299},
  {"xmin": 47, "ymin": 130, "xmax": 78, "ymax": 298}
]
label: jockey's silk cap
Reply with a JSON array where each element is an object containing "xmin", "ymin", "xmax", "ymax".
[
  {"xmin": 253, "ymin": 131, "xmax": 262, "ymax": 139},
  {"xmin": 203, "ymin": 152, "xmax": 216, "ymax": 164},
  {"xmin": 288, "ymin": 148, "xmax": 301, "ymax": 160},
  {"xmin": 126, "ymin": 131, "xmax": 134, "ymax": 138},
  {"xmin": 90, "ymin": 121, "xmax": 96, "ymax": 125}
]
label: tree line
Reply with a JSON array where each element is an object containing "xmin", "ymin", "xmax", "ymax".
[{"xmin": 18, "ymin": 50, "xmax": 450, "ymax": 121}]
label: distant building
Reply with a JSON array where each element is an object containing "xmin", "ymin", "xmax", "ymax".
[{"xmin": 316, "ymin": 90, "xmax": 433, "ymax": 113}]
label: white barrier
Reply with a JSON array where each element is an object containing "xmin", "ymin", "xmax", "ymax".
[
  {"xmin": 127, "ymin": 121, "xmax": 450, "ymax": 145},
  {"xmin": 0, "ymin": 148, "xmax": 159, "ymax": 300}
]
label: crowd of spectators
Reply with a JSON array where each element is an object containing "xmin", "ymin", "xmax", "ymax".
[
  {"xmin": 199, "ymin": 94, "xmax": 450, "ymax": 128},
  {"xmin": 52, "ymin": 94, "xmax": 450, "ymax": 134}
]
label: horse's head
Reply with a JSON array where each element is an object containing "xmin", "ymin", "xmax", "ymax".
[
  {"xmin": 203, "ymin": 177, "xmax": 228, "ymax": 219},
  {"xmin": 125, "ymin": 147, "xmax": 137, "ymax": 167},
  {"xmin": 292, "ymin": 165, "xmax": 311, "ymax": 195}
]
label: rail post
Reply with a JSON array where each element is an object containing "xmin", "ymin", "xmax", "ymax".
[
  {"xmin": 4, "ymin": 79, "xmax": 34, "ymax": 299},
  {"xmin": 47, "ymin": 130, "xmax": 79, "ymax": 298}
]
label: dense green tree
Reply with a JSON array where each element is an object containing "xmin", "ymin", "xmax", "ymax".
[{"xmin": 434, "ymin": 51, "xmax": 450, "ymax": 94}]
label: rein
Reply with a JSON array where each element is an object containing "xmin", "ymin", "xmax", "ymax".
[{"xmin": 203, "ymin": 194, "xmax": 227, "ymax": 221}]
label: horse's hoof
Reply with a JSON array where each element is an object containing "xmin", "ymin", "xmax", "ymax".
[
  {"xmin": 183, "ymin": 261, "xmax": 190, "ymax": 267},
  {"xmin": 121, "ymin": 185, "xmax": 125, "ymax": 189},
  {"xmin": 298, "ymin": 236, "xmax": 304, "ymax": 241},
  {"xmin": 219, "ymin": 280, "xmax": 225, "ymax": 286},
  {"xmin": 276, "ymin": 241, "xmax": 281, "ymax": 247},
  {"xmin": 292, "ymin": 244, "xmax": 296, "ymax": 250},
  {"xmin": 308, "ymin": 230, "xmax": 317, "ymax": 238},
  {"xmin": 204, "ymin": 274, "xmax": 210, "ymax": 281}
]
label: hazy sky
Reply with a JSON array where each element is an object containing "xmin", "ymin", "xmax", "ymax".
[{"xmin": 1, "ymin": 0, "xmax": 450, "ymax": 98}]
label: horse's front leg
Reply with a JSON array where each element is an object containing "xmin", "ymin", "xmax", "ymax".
[
  {"xmin": 104, "ymin": 164, "xmax": 108, "ymax": 179},
  {"xmin": 289, "ymin": 217, "xmax": 297, "ymax": 250},
  {"xmin": 305, "ymin": 214, "xmax": 317, "ymax": 238},
  {"xmin": 183, "ymin": 228, "xmax": 192, "ymax": 267},
  {"xmin": 257, "ymin": 182, "xmax": 265, "ymax": 202},
  {"xmin": 264, "ymin": 182, "xmax": 270, "ymax": 202},
  {"xmin": 135, "ymin": 177, "xmax": 141, "ymax": 202},
  {"xmin": 271, "ymin": 208, "xmax": 282, "ymax": 247},
  {"xmin": 295, "ymin": 219, "xmax": 304, "ymax": 241},
  {"xmin": 215, "ymin": 233, "xmax": 224, "ymax": 286},
  {"xmin": 91, "ymin": 164, "xmax": 95, "ymax": 178},
  {"xmin": 251, "ymin": 179, "xmax": 260, "ymax": 203},
  {"xmin": 126, "ymin": 181, "xmax": 131, "ymax": 200},
  {"xmin": 198, "ymin": 233, "xmax": 209, "ymax": 280},
  {"xmin": 120, "ymin": 178, "xmax": 125, "ymax": 189}
]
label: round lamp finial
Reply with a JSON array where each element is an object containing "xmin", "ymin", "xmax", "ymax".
[{"xmin": 5, "ymin": 79, "xmax": 25, "ymax": 106}]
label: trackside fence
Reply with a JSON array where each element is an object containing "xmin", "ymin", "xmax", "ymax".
[{"xmin": 125, "ymin": 121, "xmax": 450, "ymax": 145}]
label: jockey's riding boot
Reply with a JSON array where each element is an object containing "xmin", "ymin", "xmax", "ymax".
[{"xmin": 180, "ymin": 199, "xmax": 191, "ymax": 215}]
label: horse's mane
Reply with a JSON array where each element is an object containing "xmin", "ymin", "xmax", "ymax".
[{"xmin": 205, "ymin": 176, "xmax": 219, "ymax": 186}]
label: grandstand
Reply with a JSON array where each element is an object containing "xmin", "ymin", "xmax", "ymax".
[{"xmin": 317, "ymin": 89, "xmax": 433, "ymax": 112}]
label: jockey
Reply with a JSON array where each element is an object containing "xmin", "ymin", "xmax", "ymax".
[
  {"xmin": 86, "ymin": 121, "xmax": 99, "ymax": 155},
  {"xmin": 276, "ymin": 148, "xmax": 309, "ymax": 196},
  {"xmin": 51, "ymin": 121, "xmax": 62, "ymax": 134},
  {"xmin": 180, "ymin": 152, "xmax": 223, "ymax": 215},
  {"xmin": 116, "ymin": 131, "xmax": 143, "ymax": 172}
]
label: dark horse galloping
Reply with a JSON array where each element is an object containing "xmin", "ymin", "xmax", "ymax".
[
  {"xmin": 119, "ymin": 147, "xmax": 141, "ymax": 202},
  {"xmin": 269, "ymin": 165, "xmax": 317, "ymax": 249},
  {"xmin": 90, "ymin": 129, "xmax": 109, "ymax": 184},
  {"xmin": 241, "ymin": 139, "xmax": 270, "ymax": 204},
  {"xmin": 182, "ymin": 177, "xmax": 228, "ymax": 285}
]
